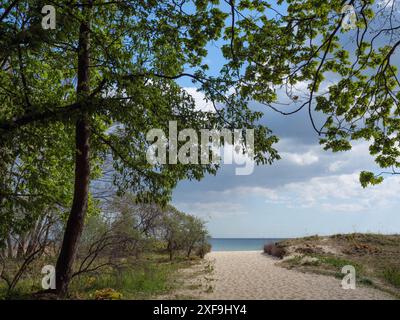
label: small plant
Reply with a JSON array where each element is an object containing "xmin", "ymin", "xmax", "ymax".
[
  {"xmin": 205, "ymin": 285, "xmax": 213, "ymax": 293},
  {"xmin": 287, "ymin": 256, "xmax": 302, "ymax": 264},
  {"xmin": 264, "ymin": 243, "xmax": 285, "ymax": 259},
  {"xmin": 319, "ymin": 256, "xmax": 362, "ymax": 271},
  {"xmin": 196, "ymin": 242, "xmax": 211, "ymax": 259},
  {"xmin": 204, "ymin": 263, "xmax": 214, "ymax": 274},
  {"xmin": 303, "ymin": 235, "xmax": 320, "ymax": 241},
  {"xmin": 358, "ymin": 277, "xmax": 374, "ymax": 286},
  {"xmin": 85, "ymin": 276, "xmax": 96, "ymax": 288},
  {"xmin": 94, "ymin": 288, "xmax": 123, "ymax": 300},
  {"xmin": 300, "ymin": 256, "xmax": 320, "ymax": 266},
  {"xmin": 382, "ymin": 267, "xmax": 400, "ymax": 288}
]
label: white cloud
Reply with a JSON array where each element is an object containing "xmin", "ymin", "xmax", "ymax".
[
  {"xmin": 278, "ymin": 138, "xmax": 374, "ymax": 172},
  {"xmin": 328, "ymin": 160, "xmax": 346, "ymax": 172},
  {"xmin": 209, "ymin": 172, "xmax": 400, "ymax": 213},
  {"xmin": 282, "ymin": 151, "xmax": 319, "ymax": 166},
  {"xmin": 174, "ymin": 201, "xmax": 248, "ymax": 219},
  {"xmin": 219, "ymin": 186, "xmax": 280, "ymax": 201},
  {"xmin": 184, "ymin": 87, "xmax": 215, "ymax": 112}
]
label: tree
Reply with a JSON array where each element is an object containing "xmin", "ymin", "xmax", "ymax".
[
  {"xmin": 182, "ymin": 215, "xmax": 209, "ymax": 258},
  {"xmin": 0, "ymin": 210, "xmax": 57, "ymax": 296},
  {"xmin": 3, "ymin": 0, "xmax": 396, "ymax": 297},
  {"xmin": 223, "ymin": 0, "xmax": 400, "ymax": 186},
  {"xmin": 0, "ymin": 1, "xmax": 279, "ymax": 295},
  {"xmin": 161, "ymin": 206, "xmax": 186, "ymax": 261},
  {"xmin": 0, "ymin": 127, "xmax": 75, "ymax": 259},
  {"xmin": 160, "ymin": 207, "xmax": 209, "ymax": 260}
]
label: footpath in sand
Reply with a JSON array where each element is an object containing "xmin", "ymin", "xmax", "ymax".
[{"xmin": 171, "ymin": 251, "xmax": 393, "ymax": 300}]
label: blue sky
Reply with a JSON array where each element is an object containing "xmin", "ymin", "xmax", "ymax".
[{"xmin": 171, "ymin": 1, "xmax": 400, "ymax": 238}]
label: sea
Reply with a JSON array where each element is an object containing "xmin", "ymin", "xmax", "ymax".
[{"xmin": 209, "ymin": 238, "xmax": 285, "ymax": 252}]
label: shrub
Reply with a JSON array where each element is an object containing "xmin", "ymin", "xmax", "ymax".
[
  {"xmin": 196, "ymin": 242, "xmax": 211, "ymax": 258},
  {"xmin": 94, "ymin": 288, "xmax": 123, "ymax": 300},
  {"xmin": 383, "ymin": 267, "xmax": 400, "ymax": 288},
  {"xmin": 264, "ymin": 243, "xmax": 285, "ymax": 259}
]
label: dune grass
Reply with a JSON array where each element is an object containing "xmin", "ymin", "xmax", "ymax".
[
  {"xmin": 383, "ymin": 267, "xmax": 400, "ymax": 288},
  {"xmin": 276, "ymin": 233, "xmax": 400, "ymax": 298}
]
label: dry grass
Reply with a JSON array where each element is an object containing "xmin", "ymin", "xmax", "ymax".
[{"xmin": 274, "ymin": 233, "xmax": 400, "ymax": 298}]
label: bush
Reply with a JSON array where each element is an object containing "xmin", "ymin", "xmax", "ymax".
[
  {"xmin": 195, "ymin": 242, "xmax": 211, "ymax": 258},
  {"xmin": 264, "ymin": 243, "xmax": 285, "ymax": 259},
  {"xmin": 94, "ymin": 288, "xmax": 123, "ymax": 300},
  {"xmin": 161, "ymin": 206, "xmax": 209, "ymax": 260},
  {"xmin": 383, "ymin": 267, "xmax": 400, "ymax": 288}
]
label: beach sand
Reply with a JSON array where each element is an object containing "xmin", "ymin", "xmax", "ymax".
[{"xmin": 172, "ymin": 251, "xmax": 394, "ymax": 300}]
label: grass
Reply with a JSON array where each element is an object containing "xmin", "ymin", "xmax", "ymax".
[
  {"xmin": 0, "ymin": 259, "xmax": 49, "ymax": 300},
  {"xmin": 71, "ymin": 255, "xmax": 203, "ymax": 299},
  {"xmin": 383, "ymin": 267, "xmax": 400, "ymax": 288},
  {"xmin": 70, "ymin": 264, "xmax": 175, "ymax": 299},
  {"xmin": 283, "ymin": 254, "xmax": 360, "ymax": 271},
  {"xmin": 0, "ymin": 253, "xmax": 202, "ymax": 300},
  {"xmin": 0, "ymin": 281, "xmax": 42, "ymax": 300},
  {"xmin": 318, "ymin": 255, "xmax": 364, "ymax": 273}
]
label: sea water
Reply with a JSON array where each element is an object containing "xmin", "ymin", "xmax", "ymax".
[{"xmin": 209, "ymin": 238, "xmax": 285, "ymax": 251}]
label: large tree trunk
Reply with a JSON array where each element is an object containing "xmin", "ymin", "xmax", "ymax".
[{"xmin": 55, "ymin": 1, "xmax": 92, "ymax": 296}]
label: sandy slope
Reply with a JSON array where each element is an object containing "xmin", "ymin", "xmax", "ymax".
[{"xmin": 187, "ymin": 251, "xmax": 393, "ymax": 300}]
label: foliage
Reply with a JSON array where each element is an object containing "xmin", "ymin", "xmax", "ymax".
[
  {"xmin": 0, "ymin": 0, "xmax": 280, "ymax": 206},
  {"xmin": 1, "ymin": 0, "xmax": 399, "ymax": 297},
  {"xmin": 161, "ymin": 205, "xmax": 209, "ymax": 260},
  {"xmin": 382, "ymin": 266, "xmax": 400, "ymax": 288},
  {"xmin": 221, "ymin": 0, "xmax": 400, "ymax": 185},
  {"xmin": 93, "ymin": 288, "xmax": 122, "ymax": 300},
  {"xmin": 195, "ymin": 241, "xmax": 212, "ymax": 259},
  {"xmin": 0, "ymin": 2, "xmax": 281, "ymax": 293},
  {"xmin": 74, "ymin": 195, "xmax": 210, "ymax": 277}
]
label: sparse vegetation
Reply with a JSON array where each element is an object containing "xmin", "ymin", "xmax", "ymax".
[
  {"xmin": 0, "ymin": 194, "xmax": 211, "ymax": 299},
  {"xmin": 271, "ymin": 233, "xmax": 400, "ymax": 298},
  {"xmin": 383, "ymin": 267, "xmax": 400, "ymax": 289}
]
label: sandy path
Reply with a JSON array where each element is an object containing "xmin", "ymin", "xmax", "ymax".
[{"xmin": 187, "ymin": 251, "xmax": 393, "ymax": 300}]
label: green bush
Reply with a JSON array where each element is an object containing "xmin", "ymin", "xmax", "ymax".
[
  {"xmin": 383, "ymin": 267, "xmax": 400, "ymax": 288},
  {"xmin": 195, "ymin": 242, "xmax": 211, "ymax": 258},
  {"xmin": 94, "ymin": 288, "xmax": 123, "ymax": 300},
  {"xmin": 319, "ymin": 256, "xmax": 363, "ymax": 273}
]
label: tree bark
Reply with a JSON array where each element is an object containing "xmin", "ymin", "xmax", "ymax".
[
  {"xmin": 16, "ymin": 233, "xmax": 26, "ymax": 258},
  {"xmin": 187, "ymin": 246, "xmax": 192, "ymax": 258},
  {"xmin": 55, "ymin": 1, "xmax": 92, "ymax": 296},
  {"xmin": 6, "ymin": 236, "xmax": 13, "ymax": 258},
  {"xmin": 25, "ymin": 215, "xmax": 43, "ymax": 257}
]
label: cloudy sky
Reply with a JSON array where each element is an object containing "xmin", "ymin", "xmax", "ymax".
[
  {"xmin": 172, "ymin": 104, "xmax": 400, "ymax": 238},
  {"xmin": 171, "ymin": 1, "xmax": 400, "ymax": 238}
]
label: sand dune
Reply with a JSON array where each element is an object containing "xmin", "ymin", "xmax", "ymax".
[{"xmin": 190, "ymin": 251, "xmax": 393, "ymax": 300}]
